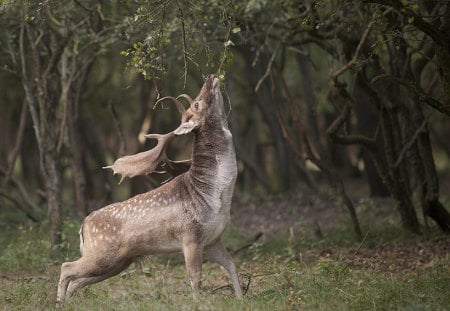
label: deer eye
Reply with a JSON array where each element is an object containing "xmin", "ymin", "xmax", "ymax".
[{"xmin": 194, "ymin": 102, "xmax": 199, "ymax": 109}]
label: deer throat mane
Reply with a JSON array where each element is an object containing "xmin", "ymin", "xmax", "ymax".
[{"xmin": 186, "ymin": 125, "xmax": 236, "ymax": 214}]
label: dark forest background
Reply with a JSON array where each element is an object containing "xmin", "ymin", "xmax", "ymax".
[{"xmin": 1, "ymin": 0, "xmax": 449, "ymax": 248}]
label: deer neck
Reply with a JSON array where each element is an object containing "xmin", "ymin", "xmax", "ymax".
[{"xmin": 186, "ymin": 120, "xmax": 237, "ymax": 214}]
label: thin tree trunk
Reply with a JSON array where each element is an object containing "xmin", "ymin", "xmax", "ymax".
[
  {"xmin": 44, "ymin": 150, "xmax": 62, "ymax": 246},
  {"xmin": 297, "ymin": 53, "xmax": 323, "ymax": 158},
  {"xmin": 67, "ymin": 98, "xmax": 88, "ymax": 218},
  {"xmin": 353, "ymin": 73, "xmax": 389, "ymax": 197},
  {"xmin": 410, "ymin": 98, "xmax": 450, "ymax": 231},
  {"xmin": 20, "ymin": 18, "xmax": 65, "ymax": 247},
  {"xmin": 379, "ymin": 107, "xmax": 420, "ymax": 232},
  {"xmin": 240, "ymin": 48, "xmax": 292, "ymax": 191}
]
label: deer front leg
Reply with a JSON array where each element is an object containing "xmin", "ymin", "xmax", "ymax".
[
  {"xmin": 205, "ymin": 239, "xmax": 243, "ymax": 299},
  {"xmin": 182, "ymin": 237, "xmax": 203, "ymax": 299}
]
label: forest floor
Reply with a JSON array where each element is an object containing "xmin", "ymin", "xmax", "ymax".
[{"xmin": 0, "ymin": 179, "xmax": 449, "ymax": 310}]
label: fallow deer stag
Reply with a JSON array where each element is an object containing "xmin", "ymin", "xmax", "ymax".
[{"xmin": 57, "ymin": 75, "xmax": 243, "ymax": 303}]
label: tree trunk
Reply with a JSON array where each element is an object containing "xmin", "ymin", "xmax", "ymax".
[
  {"xmin": 240, "ymin": 48, "xmax": 292, "ymax": 191},
  {"xmin": 409, "ymin": 98, "xmax": 450, "ymax": 231},
  {"xmin": 380, "ymin": 106, "xmax": 420, "ymax": 232},
  {"xmin": 43, "ymin": 150, "xmax": 62, "ymax": 246},
  {"xmin": 353, "ymin": 73, "xmax": 389, "ymax": 197},
  {"xmin": 297, "ymin": 53, "xmax": 323, "ymax": 158},
  {"xmin": 66, "ymin": 61, "xmax": 96, "ymax": 218},
  {"xmin": 20, "ymin": 19, "xmax": 66, "ymax": 247},
  {"xmin": 67, "ymin": 98, "xmax": 88, "ymax": 218}
]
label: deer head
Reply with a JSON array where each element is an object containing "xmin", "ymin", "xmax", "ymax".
[
  {"xmin": 104, "ymin": 75, "xmax": 227, "ymax": 183},
  {"xmin": 173, "ymin": 76, "xmax": 227, "ymax": 134}
]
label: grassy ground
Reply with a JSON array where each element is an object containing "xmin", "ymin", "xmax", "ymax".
[{"xmin": 0, "ymin": 195, "xmax": 449, "ymax": 310}]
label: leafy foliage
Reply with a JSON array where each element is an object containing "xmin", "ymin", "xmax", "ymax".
[{"xmin": 120, "ymin": 0, "xmax": 237, "ymax": 82}]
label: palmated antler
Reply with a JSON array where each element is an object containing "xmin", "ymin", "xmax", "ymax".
[
  {"xmin": 105, "ymin": 95, "xmax": 197, "ymax": 184},
  {"xmin": 104, "ymin": 132, "xmax": 176, "ymax": 184}
]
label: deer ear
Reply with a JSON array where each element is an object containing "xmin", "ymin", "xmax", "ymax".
[{"xmin": 174, "ymin": 120, "xmax": 200, "ymax": 135}]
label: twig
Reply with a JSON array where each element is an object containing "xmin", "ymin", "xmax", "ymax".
[
  {"xmin": 342, "ymin": 230, "xmax": 369, "ymax": 271},
  {"xmin": 0, "ymin": 167, "xmax": 39, "ymax": 212},
  {"xmin": 108, "ymin": 100, "xmax": 127, "ymax": 156},
  {"xmin": 393, "ymin": 117, "xmax": 428, "ymax": 167},
  {"xmin": 350, "ymin": 230, "xmax": 369, "ymax": 259},
  {"xmin": 331, "ymin": 19, "xmax": 374, "ymax": 84},
  {"xmin": 252, "ymin": 20, "xmax": 276, "ymax": 67},
  {"xmin": 4, "ymin": 99, "xmax": 28, "ymax": 185},
  {"xmin": 211, "ymin": 284, "xmax": 232, "ymax": 294},
  {"xmin": 255, "ymin": 46, "xmax": 279, "ymax": 92},
  {"xmin": 243, "ymin": 273, "xmax": 251, "ymax": 296},
  {"xmin": 217, "ymin": 5, "xmax": 233, "ymax": 74},
  {"xmin": 176, "ymin": 0, "xmax": 188, "ymax": 89},
  {"xmin": 233, "ymin": 232, "xmax": 263, "ymax": 255},
  {"xmin": 0, "ymin": 191, "xmax": 38, "ymax": 223},
  {"xmin": 372, "ymin": 74, "xmax": 450, "ymax": 116}
]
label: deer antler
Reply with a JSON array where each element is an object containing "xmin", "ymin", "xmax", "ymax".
[
  {"xmin": 104, "ymin": 95, "xmax": 197, "ymax": 184},
  {"xmin": 177, "ymin": 94, "xmax": 193, "ymax": 104},
  {"xmin": 103, "ymin": 132, "xmax": 176, "ymax": 184},
  {"xmin": 154, "ymin": 96, "xmax": 186, "ymax": 116}
]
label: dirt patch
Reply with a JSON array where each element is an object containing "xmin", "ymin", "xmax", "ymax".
[
  {"xmin": 231, "ymin": 194, "xmax": 343, "ymax": 237},
  {"xmin": 346, "ymin": 237, "xmax": 450, "ymax": 273},
  {"xmin": 230, "ymin": 192, "xmax": 401, "ymax": 238},
  {"xmin": 230, "ymin": 192, "xmax": 450, "ymax": 273}
]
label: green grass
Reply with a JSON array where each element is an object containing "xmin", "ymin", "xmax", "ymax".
[{"xmin": 0, "ymin": 219, "xmax": 448, "ymax": 311}]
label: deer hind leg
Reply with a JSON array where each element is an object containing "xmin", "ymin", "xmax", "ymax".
[
  {"xmin": 205, "ymin": 239, "xmax": 243, "ymax": 299},
  {"xmin": 57, "ymin": 261, "xmax": 77, "ymax": 303},
  {"xmin": 182, "ymin": 238, "xmax": 203, "ymax": 298},
  {"xmin": 57, "ymin": 256, "xmax": 131, "ymax": 303}
]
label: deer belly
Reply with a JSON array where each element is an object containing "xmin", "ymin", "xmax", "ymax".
[
  {"xmin": 124, "ymin": 229, "xmax": 183, "ymax": 255},
  {"xmin": 121, "ymin": 212, "xmax": 185, "ymax": 255}
]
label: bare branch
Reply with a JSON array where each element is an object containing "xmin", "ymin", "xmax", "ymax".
[
  {"xmin": 176, "ymin": 0, "xmax": 188, "ymax": 89},
  {"xmin": 0, "ymin": 167, "xmax": 39, "ymax": 213},
  {"xmin": 108, "ymin": 100, "xmax": 127, "ymax": 156},
  {"xmin": 255, "ymin": 46, "xmax": 278, "ymax": 93},
  {"xmin": 0, "ymin": 191, "xmax": 39, "ymax": 223},
  {"xmin": 3, "ymin": 99, "xmax": 28, "ymax": 185},
  {"xmin": 393, "ymin": 117, "xmax": 428, "ymax": 168},
  {"xmin": 331, "ymin": 19, "xmax": 374, "ymax": 84},
  {"xmin": 372, "ymin": 74, "xmax": 450, "ymax": 116},
  {"xmin": 217, "ymin": 5, "xmax": 233, "ymax": 75}
]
